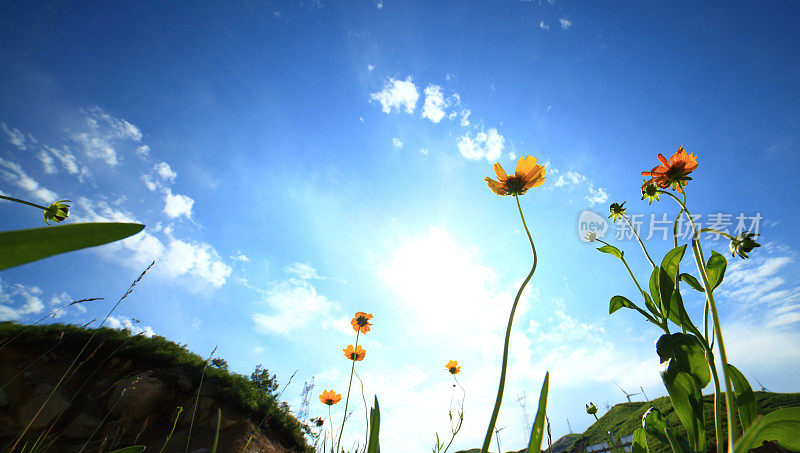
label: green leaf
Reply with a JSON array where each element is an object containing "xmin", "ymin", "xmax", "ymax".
[
  {"xmin": 642, "ymin": 291, "xmax": 660, "ymax": 318},
  {"xmin": 705, "ymin": 251, "xmax": 727, "ymax": 290},
  {"xmin": 108, "ymin": 447, "xmax": 146, "ymax": 453},
  {"xmin": 649, "ymin": 267, "xmax": 673, "ymax": 318},
  {"xmin": 367, "ymin": 396, "xmax": 381, "ymax": 453},
  {"xmin": 0, "ymin": 223, "xmax": 145, "ymax": 271},
  {"xmin": 526, "ymin": 372, "xmax": 549, "ymax": 453},
  {"xmin": 631, "ymin": 428, "xmax": 648, "ymax": 453},
  {"xmin": 642, "ymin": 407, "xmax": 669, "ymax": 445},
  {"xmin": 597, "ymin": 245, "xmax": 624, "ymax": 260},
  {"xmin": 661, "ymin": 245, "xmax": 688, "ymax": 281},
  {"xmin": 734, "ymin": 407, "xmax": 800, "ymax": 452},
  {"xmin": 665, "ymin": 291, "xmax": 701, "ymax": 337},
  {"xmin": 680, "ymin": 273, "xmax": 705, "ymax": 292},
  {"xmin": 727, "ymin": 364, "xmax": 757, "ymax": 431},
  {"xmin": 660, "ymin": 365, "xmax": 705, "ymax": 453},
  {"xmin": 609, "ymin": 295, "xmax": 635, "ymax": 314},
  {"xmin": 656, "ymin": 333, "xmax": 710, "ymax": 388}
]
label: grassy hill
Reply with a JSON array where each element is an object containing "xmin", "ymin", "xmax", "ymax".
[{"xmin": 456, "ymin": 392, "xmax": 799, "ymax": 453}]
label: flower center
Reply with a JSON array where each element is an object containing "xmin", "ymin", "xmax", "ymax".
[{"xmin": 505, "ymin": 175, "xmax": 526, "ymax": 194}]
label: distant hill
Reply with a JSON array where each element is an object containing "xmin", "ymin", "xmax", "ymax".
[{"xmin": 456, "ymin": 392, "xmax": 799, "ymax": 453}]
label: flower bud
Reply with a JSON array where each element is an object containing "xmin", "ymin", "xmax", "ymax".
[
  {"xmin": 729, "ymin": 232, "xmax": 761, "ymax": 259},
  {"xmin": 43, "ymin": 200, "xmax": 71, "ymax": 225},
  {"xmin": 586, "ymin": 402, "xmax": 598, "ymax": 415},
  {"xmin": 641, "ymin": 183, "xmax": 660, "ymax": 205},
  {"xmin": 608, "ymin": 202, "xmax": 627, "ymax": 221},
  {"xmin": 585, "ymin": 232, "xmax": 597, "ymax": 242}
]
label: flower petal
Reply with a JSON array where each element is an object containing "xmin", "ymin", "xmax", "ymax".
[
  {"xmin": 485, "ymin": 177, "xmax": 507, "ymax": 195},
  {"xmin": 493, "ymin": 162, "xmax": 508, "ymax": 181}
]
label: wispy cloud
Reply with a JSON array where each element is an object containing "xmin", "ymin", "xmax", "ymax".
[
  {"xmin": 0, "ymin": 157, "xmax": 58, "ymax": 203},
  {"xmin": 163, "ymin": 189, "xmax": 195, "ymax": 219},
  {"xmin": 0, "ymin": 279, "xmax": 45, "ymax": 321},
  {"xmin": 370, "ymin": 76, "xmax": 419, "ymax": 114},
  {"xmin": 70, "ymin": 107, "xmax": 143, "ymax": 166},
  {"xmin": 539, "ymin": 20, "xmax": 549, "ymax": 31},
  {"xmin": 1, "ymin": 122, "xmax": 26, "ymax": 150},
  {"xmin": 559, "ymin": 18, "xmax": 572, "ymax": 30},
  {"xmin": 252, "ymin": 273, "xmax": 342, "ymax": 336},
  {"xmin": 106, "ymin": 315, "xmax": 155, "ymax": 337},
  {"xmin": 392, "ymin": 137, "xmax": 403, "ymax": 149}
]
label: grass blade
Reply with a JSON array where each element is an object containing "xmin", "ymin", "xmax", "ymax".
[{"xmin": 526, "ymin": 372, "xmax": 549, "ymax": 453}]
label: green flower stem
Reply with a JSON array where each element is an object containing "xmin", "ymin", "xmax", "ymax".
[
  {"xmin": 708, "ymin": 353, "xmax": 725, "ymax": 453},
  {"xmin": 596, "ymin": 239, "xmax": 663, "ymax": 330},
  {"xmin": 329, "ymin": 405, "xmax": 336, "ymax": 453},
  {"xmin": 0, "ymin": 194, "xmax": 48, "ymax": 210},
  {"xmin": 441, "ymin": 375, "xmax": 465, "ymax": 453},
  {"xmin": 481, "ymin": 195, "xmax": 538, "ymax": 453},
  {"xmin": 700, "ymin": 228, "xmax": 735, "ymax": 241},
  {"xmin": 336, "ymin": 330, "xmax": 360, "ymax": 453},
  {"xmin": 622, "ymin": 213, "xmax": 656, "ymax": 269},
  {"xmin": 592, "ymin": 414, "xmax": 623, "ymax": 453},
  {"xmin": 659, "ymin": 190, "xmax": 739, "ymax": 448}
]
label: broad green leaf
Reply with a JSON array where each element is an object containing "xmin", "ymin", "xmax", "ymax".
[
  {"xmin": 609, "ymin": 295, "xmax": 635, "ymax": 314},
  {"xmin": 642, "ymin": 407, "xmax": 669, "ymax": 445},
  {"xmin": 680, "ymin": 273, "xmax": 705, "ymax": 292},
  {"xmin": 660, "ymin": 365, "xmax": 705, "ymax": 453},
  {"xmin": 109, "ymin": 447, "xmax": 146, "ymax": 453},
  {"xmin": 705, "ymin": 251, "xmax": 727, "ymax": 290},
  {"xmin": 0, "ymin": 223, "xmax": 145, "ymax": 271},
  {"xmin": 734, "ymin": 407, "xmax": 800, "ymax": 452},
  {"xmin": 661, "ymin": 245, "xmax": 688, "ymax": 281},
  {"xmin": 649, "ymin": 267, "xmax": 673, "ymax": 318},
  {"xmin": 631, "ymin": 428, "xmax": 648, "ymax": 453},
  {"xmin": 656, "ymin": 333, "xmax": 710, "ymax": 388},
  {"xmin": 666, "ymin": 291, "xmax": 701, "ymax": 337},
  {"xmin": 597, "ymin": 245, "xmax": 624, "ymax": 260},
  {"xmin": 526, "ymin": 372, "xmax": 549, "ymax": 453},
  {"xmin": 727, "ymin": 364, "xmax": 757, "ymax": 431},
  {"xmin": 642, "ymin": 291, "xmax": 660, "ymax": 318},
  {"xmin": 367, "ymin": 396, "xmax": 381, "ymax": 453}
]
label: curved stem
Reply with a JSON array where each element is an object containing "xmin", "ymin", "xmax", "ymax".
[
  {"xmin": 708, "ymin": 353, "xmax": 724, "ymax": 453},
  {"xmin": 336, "ymin": 331, "xmax": 360, "ymax": 452},
  {"xmin": 442, "ymin": 375, "xmax": 465, "ymax": 453},
  {"xmin": 593, "ymin": 413, "xmax": 622, "ymax": 453},
  {"xmin": 659, "ymin": 189, "xmax": 739, "ymax": 448},
  {"xmin": 0, "ymin": 194, "xmax": 48, "ymax": 210},
  {"xmin": 481, "ymin": 195, "xmax": 537, "ymax": 453},
  {"xmin": 622, "ymin": 213, "xmax": 656, "ymax": 269},
  {"xmin": 328, "ymin": 405, "xmax": 335, "ymax": 453}
]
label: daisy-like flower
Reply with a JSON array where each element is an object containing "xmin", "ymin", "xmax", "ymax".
[
  {"xmin": 445, "ymin": 360, "xmax": 461, "ymax": 375},
  {"xmin": 319, "ymin": 390, "xmax": 342, "ymax": 406},
  {"xmin": 608, "ymin": 201, "xmax": 627, "ymax": 221},
  {"xmin": 351, "ymin": 311, "xmax": 374, "ymax": 334},
  {"xmin": 485, "ymin": 155, "xmax": 546, "ymax": 196},
  {"xmin": 43, "ymin": 199, "xmax": 71, "ymax": 225},
  {"xmin": 641, "ymin": 182, "xmax": 660, "ymax": 205},
  {"xmin": 343, "ymin": 344, "xmax": 366, "ymax": 361},
  {"xmin": 641, "ymin": 145, "xmax": 699, "ymax": 193}
]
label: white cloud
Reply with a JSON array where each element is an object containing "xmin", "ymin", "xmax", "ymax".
[
  {"xmin": 36, "ymin": 150, "xmax": 57, "ymax": 174},
  {"xmin": 0, "ymin": 280, "xmax": 45, "ymax": 321},
  {"xmin": 370, "ymin": 77, "xmax": 419, "ymax": 114},
  {"xmin": 457, "ymin": 128, "xmax": 504, "ymax": 161},
  {"xmin": 252, "ymin": 277, "xmax": 341, "ymax": 336},
  {"xmin": 0, "ymin": 157, "xmax": 58, "ymax": 203},
  {"xmin": 559, "ymin": 18, "xmax": 572, "ymax": 30},
  {"xmin": 585, "ymin": 184, "xmax": 609, "ymax": 205},
  {"xmin": 163, "ymin": 189, "xmax": 195, "ymax": 219},
  {"xmin": 161, "ymin": 239, "xmax": 231, "ymax": 288},
  {"xmin": 460, "ymin": 109, "xmax": 471, "ymax": 127},
  {"xmin": 231, "ymin": 252, "xmax": 250, "ymax": 262},
  {"xmin": 105, "ymin": 315, "xmax": 155, "ymax": 337},
  {"xmin": 1, "ymin": 123, "xmax": 26, "ymax": 150},
  {"xmin": 554, "ymin": 171, "xmax": 586, "ymax": 187},
  {"xmin": 420, "ymin": 148, "xmax": 429, "ymax": 155},
  {"xmin": 142, "ymin": 174, "xmax": 157, "ymax": 191},
  {"xmin": 539, "ymin": 20, "xmax": 549, "ymax": 31},
  {"xmin": 136, "ymin": 145, "xmax": 150, "ymax": 157},
  {"xmin": 392, "ymin": 137, "xmax": 403, "ymax": 149},
  {"xmin": 155, "ymin": 162, "xmax": 177, "ymax": 183},
  {"xmin": 422, "ymin": 84, "xmax": 447, "ymax": 123},
  {"xmin": 284, "ymin": 262, "xmax": 320, "ymax": 280},
  {"xmin": 70, "ymin": 107, "xmax": 144, "ymax": 166},
  {"xmin": 43, "ymin": 145, "xmax": 86, "ymax": 177},
  {"xmin": 376, "ymin": 1, "xmax": 383, "ymax": 8},
  {"xmin": 367, "ymin": 64, "xmax": 375, "ymax": 72}
]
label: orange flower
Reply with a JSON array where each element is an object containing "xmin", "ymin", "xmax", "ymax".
[
  {"xmin": 351, "ymin": 311, "xmax": 374, "ymax": 334},
  {"xmin": 319, "ymin": 389, "xmax": 342, "ymax": 406},
  {"xmin": 445, "ymin": 360, "xmax": 461, "ymax": 375},
  {"xmin": 485, "ymin": 155, "xmax": 546, "ymax": 196},
  {"xmin": 641, "ymin": 145, "xmax": 699, "ymax": 193},
  {"xmin": 343, "ymin": 344, "xmax": 366, "ymax": 361}
]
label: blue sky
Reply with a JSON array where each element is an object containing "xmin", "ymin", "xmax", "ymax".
[{"xmin": 2, "ymin": 1, "xmax": 800, "ymax": 451}]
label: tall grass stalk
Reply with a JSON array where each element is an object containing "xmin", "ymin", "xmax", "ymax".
[{"xmin": 185, "ymin": 345, "xmax": 217, "ymax": 453}]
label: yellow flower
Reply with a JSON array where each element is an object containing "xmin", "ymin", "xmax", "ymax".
[
  {"xmin": 445, "ymin": 360, "xmax": 461, "ymax": 375},
  {"xmin": 343, "ymin": 344, "xmax": 366, "ymax": 361},
  {"xmin": 351, "ymin": 311, "xmax": 374, "ymax": 334},
  {"xmin": 641, "ymin": 145, "xmax": 699, "ymax": 193},
  {"xmin": 319, "ymin": 390, "xmax": 342, "ymax": 406},
  {"xmin": 485, "ymin": 156, "xmax": 546, "ymax": 196}
]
